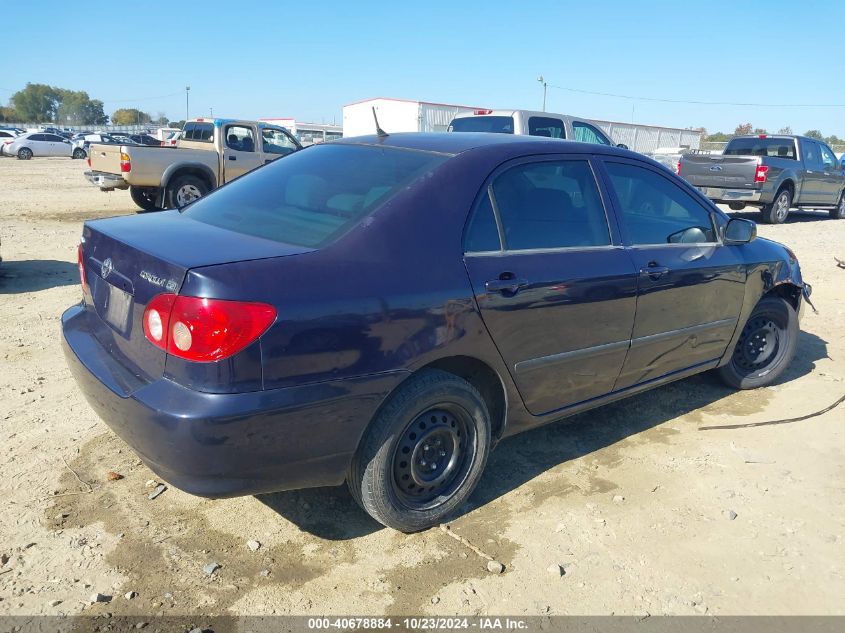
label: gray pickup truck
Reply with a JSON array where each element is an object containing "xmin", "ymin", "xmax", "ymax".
[{"xmin": 678, "ymin": 134, "xmax": 845, "ymax": 223}]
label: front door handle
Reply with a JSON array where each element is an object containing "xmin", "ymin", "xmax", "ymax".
[
  {"xmin": 485, "ymin": 277, "xmax": 528, "ymax": 294},
  {"xmin": 639, "ymin": 265, "xmax": 670, "ymax": 280},
  {"xmin": 228, "ymin": 155, "xmax": 237, "ymax": 161}
]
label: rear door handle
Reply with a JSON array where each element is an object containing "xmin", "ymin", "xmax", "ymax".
[
  {"xmin": 485, "ymin": 278, "xmax": 528, "ymax": 294},
  {"xmin": 639, "ymin": 265, "xmax": 669, "ymax": 279},
  {"xmin": 228, "ymin": 155, "xmax": 237, "ymax": 161}
]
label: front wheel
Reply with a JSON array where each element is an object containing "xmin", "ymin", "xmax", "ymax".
[
  {"xmin": 829, "ymin": 192, "xmax": 845, "ymax": 219},
  {"xmin": 347, "ymin": 369, "xmax": 492, "ymax": 532},
  {"xmin": 760, "ymin": 188, "xmax": 792, "ymax": 224},
  {"xmin": 17, "ymin": 147, "xmax": 33, "ymax": 160},
  {"xmin": 130, "ymin": 186, "xmax": 162, "ymax": 212},
  {"xmin": 717, "ymin": 296, "xmax": 798, "ymax": 389}
]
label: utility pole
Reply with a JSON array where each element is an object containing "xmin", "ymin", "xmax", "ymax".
[
  {"xmin": 537, "ymin": 75, "xmax": 547, "ymax": 112},
  {"xmin": 185, "ymin": 86, "xmax": 191, "ymax": 121}
]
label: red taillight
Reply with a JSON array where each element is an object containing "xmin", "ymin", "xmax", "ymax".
[
  {"xmin": 143, "ymin": 294, "xmax": 277, "ymax": 362},
  {"xmin": 754, "ymin": 164, "xmax": 769, "ymax": 183},
  {"xmin": 676, "ymin": 160, "xmax": 682, "ymax": 176},
  {"xmin": 77, "ymin": 243, "xmax": 89, "ymax": 293},
  {"xmin": 86, "ymin": 156, "xmax": 91, "ymax": 167},
  {"xmin": 119, "ymin": 151, "xmax": 131, "ymax": 173}
]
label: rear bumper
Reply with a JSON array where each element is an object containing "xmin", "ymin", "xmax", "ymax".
[
  {"xmin": 84, "ymin": 170, "xmax": 128, "ymax": 191},
  {"xmin": 62, "ymin": 304, "xmax": 408, "ymax": 498},
  {"xmin": 697, "ymin": 186, "xmax": 763, "ymax": 203}
]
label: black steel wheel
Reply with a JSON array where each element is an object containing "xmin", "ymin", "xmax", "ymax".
[
  {"xmin": 347, "ymin": 369, "xmax": 492, "ymax": 532},
  {"xmin": 717, "ymin": 296, "xmax": 798, "ymax": 389}
]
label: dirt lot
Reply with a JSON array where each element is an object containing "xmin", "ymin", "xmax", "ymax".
[{"xmin": 1, "ymin": 157, "xmax": 844, "ymax": 618}]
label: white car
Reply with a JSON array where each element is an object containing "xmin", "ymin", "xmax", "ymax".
[
  {"xmin": 0, "ymin": 129, "xmax": 22, "ymax": 155},
  {"xmin": 4, "ymin": 131, "xmax": 75, "ymax": 159}
]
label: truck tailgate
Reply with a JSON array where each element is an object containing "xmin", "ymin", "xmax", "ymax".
[
  {"xmin": 88, "ymin": 143, "xmax": 123, "ymax": 175},
  {"xmin": 680, "ymin": 154, "xmax": 760, "ymax": 188}
]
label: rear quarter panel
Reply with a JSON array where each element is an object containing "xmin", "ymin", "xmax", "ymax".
[{"xmin": 126, "ymin": 146, "xmax": 219, "ymax": 187}]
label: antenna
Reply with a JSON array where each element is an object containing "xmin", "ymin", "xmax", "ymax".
[{"xmin": 372, "ymin": 107, "xmax": 388, "ymax": 137}]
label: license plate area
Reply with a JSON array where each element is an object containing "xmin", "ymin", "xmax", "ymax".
[{"xmin": 103, "ymin": 282, "xmax": 133, "ymax": 334}]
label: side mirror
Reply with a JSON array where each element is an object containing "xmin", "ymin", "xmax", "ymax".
[
  {"xmin": 616, "ymin": 143, "xmax": 629, "ymax": 150},
  {"xmin": 724, "ymin": 218, "xmax": 756, "ymax": 244}
]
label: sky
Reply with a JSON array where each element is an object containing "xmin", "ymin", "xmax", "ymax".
[{"xmin": 3, "ymin": 0, "xmax": 845, "ymax": 136}]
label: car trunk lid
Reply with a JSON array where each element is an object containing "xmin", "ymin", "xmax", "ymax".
[{"xmin": 80, "ymin": 211, "xmax": 313, "ymax": 385}]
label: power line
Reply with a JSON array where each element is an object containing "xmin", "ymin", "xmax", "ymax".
[{"xmin": 547, "ymin": 84, "xmax": 845, "ymax": 108}]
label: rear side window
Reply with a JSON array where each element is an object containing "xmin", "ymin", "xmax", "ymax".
[
  {"xmin": 449, "ymin": 116, "xmax": 515, "ymax": 134},
  {"xmin": 605, "ymin": 161, "xmax": 716, "ymax": 245},
  {"xmin": 491, "ymin": 160, "xmax": 611, "ymax": 250},
  {"xmin": 725, "ymin": 137, "xmax": 796, "ymax": 159},
  {"xmin": 182, "ymin": 122, "xmax": 214, "ymax": 142},
  {"xmin": 464, "ymin": 191, "xmax": 501, "ymax": 252},
  {"xmin": 528, "ymin": 117, "xmax": 565, "ymax": 139},
  {"xmin": 572, "ymin": 122, "xmax": 612, "ymax": 145},
  {"xmin": 183, "ymin": 144, "xmax": 447, "ymax": 248}
]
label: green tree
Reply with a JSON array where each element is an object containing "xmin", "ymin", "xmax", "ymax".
[
  {"xmin": 753, "ymin": 127, "xmax": 767, "ymax": 135},
  {"xmin": 804, "ymin": 130, "xmax": 824, "ymax": 140},
  {"xmin": 11, "ymin": 83, "xmax": 60, "ymax": 122},
  {"xmin": 777, "ymin": 126, "xmax": 793, "ymax": 135},
  {"xmin": 0, "ymin": 105, "xmax": 17, "ymax": 122},
  {"xmin": 111, "ymin": 108, "xmax": 152, "ymax": 125},
  {"xmin": 168, "ymin": 120, "xmax": 185, "ymax": 129},
  {"xmin": 734, "ymin": 122, "xmax": 753, "ymax": 135},
  {"xmin": 56, "ymin": 90, "xmax": 107, "ymax": 125}
]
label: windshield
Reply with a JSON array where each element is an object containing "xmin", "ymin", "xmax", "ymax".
[
  {"xmin": 724, "ymin": 137, "xmax": 796, "ymax": 159},
  {"xmin": 449, "ymin": 116, "xmax": 515, "ymax": 134},
  {"xmin": 183, "ymin": 144, "xmax": 448, "ymax": 248}
]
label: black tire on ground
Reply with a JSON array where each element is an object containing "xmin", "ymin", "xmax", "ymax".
[
  {"xmin": 72, "ymin": 148, "xmax": 86, "ymax": 160},
  {"xmin": 130, "ymin": 186, "xmax": 162, "ymax": 212},
  {"xmin": 166, "ymin": 174, "xmax": 208, "ymax": 209},
  {"xmin": 728, "ymin": 202, "xmax": 746, "ymax": 211},
  {"xmin": 760, "ymin": 187, "xmax": 792, "ymax": 224},
  {"xmin": 347, "ymin": 369, "xmax": 492, "ymax": 532},
  {"xmin": 717, "ymin": 295, "xmax": 799, "ymax": 390},
  {"xmin": 829, "ymin": 192, "xmax": 845, "ymax": 219},
  {"xmin": 17, "ymin": 147, "xmax": 33, "ymax": 160}
]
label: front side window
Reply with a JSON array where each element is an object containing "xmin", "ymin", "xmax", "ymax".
[
  {"xmin": 572, "ymin": 121, "xmax": 612, "ymax": 145},
  {"xmin": 820, "ymin": 143, "xmax": 837, "ymax": 168},
  {"xmin": 800, "ymin": 138, "xmax": 822, "ymax": 168},
  {"xmin": 448, "ymin": 116, "xmax": 515, "ymax": 134},
  {"xmin": 225, "ymin": 125, "xmax": 255, "ymax": 152},
  {"xmin": 605, "ymin": 161, "xmax": 716, "ymax": 245},
  {"xmin": 528, "ymin": 117, "xmax": 565, "ymax": 139},
  {"xmin": 490, "ymin": 160, "xmax": 611, "ymax": 250},
  {"xmin": 261, "ymin": 127, "xmax": 298, "ymax": 155},
  {"xmin": 183, "ymin": 144, "xmax": 447, "ymax": 248}
]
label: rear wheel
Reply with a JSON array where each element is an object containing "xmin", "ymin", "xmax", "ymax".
[
  {"xmin": 829, "ymin": 192, "xmax": 845, "ymax": 219},
  {"xmin": 760, "ymin": 188, "xmax": 791, "ymax": 224},
  {"xmin": 17, "ymin": 147, "xmax": 32, "ymax": 160},
  {"xmin": 166, "ymin": 174, "xmax": 208, "ymax": 208},
  {"xmin": 72, "ymin": 148, "xmax": 86, "ymax": 160},
  {"xmin": 717, "ymin": 296, "xmax": 798, "ymax": 389},
  {"xmin": 347, "ymin": 369, "xmax": 492, "ymax": 532},
  {"xmin": 130, "ymin": 186, "xmax": 162, "ymax": 212}
]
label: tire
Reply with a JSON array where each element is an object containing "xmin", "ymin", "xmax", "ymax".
[
  {"xmin": 717, "ymin": 296, "xmax": 799, "ymax": 390},
  {"xmin": 829, "ymin": 192, "xmax": 845, "ymax": 219},
  {"xmin": 17, "ymin": 147, "xmax": 32, "ymax": 160},
  {"xmin": 347, "ymin": 369, "xmax": 492, "ymax": 532},
  {"xmin": 760, "ymin": 188, "xmax": 792, "ymax": 224},
  {"xmin": 72, "ymin": 148, "xmax": 86, "ymax": 160},
  {"xmin": 728, "ymin": 202, "xmax": 746, "ymax": 211},
  {"xmin": 130, "ymin": 186, "xmax": 162, "ymax": 212},
  {"xmin": 166, "ymin": 174, "xmax": 208, "ymax": 208}
]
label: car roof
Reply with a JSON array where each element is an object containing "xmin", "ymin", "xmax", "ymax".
[{"xmin": 334, "ymin": 132, "xmax": 628, "ymax": 158}]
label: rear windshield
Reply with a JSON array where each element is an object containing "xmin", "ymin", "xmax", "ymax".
[
  {"xmin": 183, "ymin": 144, "xmax": 448, "ymax": 247},
  {"xmin": 449, "ymin": 116, "xmax": 515, "ymax": 134},
  {"xmin": 724, "ymin": 137, "xmax": 796, "ymax": 159}
]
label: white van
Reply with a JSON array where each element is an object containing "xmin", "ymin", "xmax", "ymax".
[{"xmin": 448, "ymin": 109, "xmax": 627, "ymax": 148}]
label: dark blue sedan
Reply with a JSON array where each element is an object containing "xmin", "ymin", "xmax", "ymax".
[{"xmin": 63, "ymin": 133, "xmax": 810, "ymax": 531}]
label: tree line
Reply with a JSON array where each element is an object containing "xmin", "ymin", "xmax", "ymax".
[
  {"xmin": 699, "ymin": 123, "xmax": 843, "ymax": 147},
  {"xmin": 0, "ymin": 83, "xmax": 174, "ymax": 127}
]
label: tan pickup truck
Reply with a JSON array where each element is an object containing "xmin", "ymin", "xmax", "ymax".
[{"xmin": 84, "ymin": 118, "xmax": 301, "ymax": 210}]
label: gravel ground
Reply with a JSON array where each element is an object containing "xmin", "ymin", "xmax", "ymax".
[{"xmin": 0, "ymin": 157, "xmax": 843, "ymax": 617}]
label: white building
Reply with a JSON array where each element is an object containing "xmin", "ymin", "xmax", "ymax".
[
  {"xmin": 342, "ymin": 97, "xmax": 486, "ymax": 138},
  {"xmin": 259, "ymin": 118, "xmax": 342, "ymax": 145}
]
